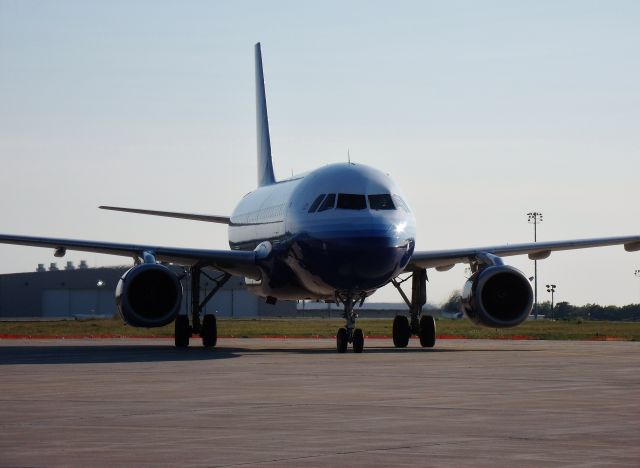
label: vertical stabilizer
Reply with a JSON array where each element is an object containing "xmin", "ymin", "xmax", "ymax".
[{"xmin": 255, "ymin": 43, "xmax": 276, "ymax": 187}]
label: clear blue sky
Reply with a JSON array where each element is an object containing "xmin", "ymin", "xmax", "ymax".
[{"xmin": 1, "ymin": 0, "xmax": 639, "ymax": 306}]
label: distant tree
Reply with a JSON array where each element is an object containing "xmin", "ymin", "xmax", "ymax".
[
  {"xmin": 537, "ymin": 301, "xmax": 552, "ymax": 318},
  {"xmin": 442, "ymin": 290, "xmax": 462, "ymax": 312}
]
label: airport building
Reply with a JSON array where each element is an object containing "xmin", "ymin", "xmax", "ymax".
[{"xmin": 0, "ymin": 262, "xmax": 296, "ymax": 319}]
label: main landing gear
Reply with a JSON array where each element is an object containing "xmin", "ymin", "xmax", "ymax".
[
  {"xmin": 174, "ymin": 264, "xmax": 231, "ymax": 348},
  {"xmin": 335, "ymin": 292, "xmax": 365, "ymax": 353},
  {"xmin": 391, "ymin": 268, "xmax": 436, "ymax": 349}
]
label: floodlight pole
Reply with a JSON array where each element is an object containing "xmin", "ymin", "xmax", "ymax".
[
  {"xmin": 527, "ymin": 212, "xmax": 543, "ymax": 319},
  {"xmin": 635, "ymin": 270, "xmax": 640, "ymax": 302},
  {"xmin": 546, "ymin": 284, "xmax": 556, "ymax": 320}
]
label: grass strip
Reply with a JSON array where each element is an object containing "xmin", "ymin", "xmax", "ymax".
[{"xmin": 1, "ymin": 318, "xmax": 639, "ymax": 341}]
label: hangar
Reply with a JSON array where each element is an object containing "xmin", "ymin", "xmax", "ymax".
[{"xmin": 0, "ymin": 262, "xmax": 296, "ymax": 319}]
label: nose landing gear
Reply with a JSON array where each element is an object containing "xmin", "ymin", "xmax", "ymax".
[
  {"xmin": 335, "ymin": 292, "xmax": 365, "ymax": 353},
  {"xmin": 391, "ymin": 268, "xmax": 436, "ymax": 349}
]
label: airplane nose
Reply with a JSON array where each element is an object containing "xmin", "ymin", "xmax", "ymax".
[
  {"xmin": 333, "ymin": 235, "xmax": 413, "ymax": 289},
  {"xmin": 294, "ymin": 228, "xmax": 415, "ymax": 292}
]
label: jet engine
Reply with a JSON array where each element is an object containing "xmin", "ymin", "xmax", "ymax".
[
  {"xmin": 115, "ymin": 263, "xmax": 183, "ymax": 327},
  {"xmin": 461, "ymin": 265, "xmax": 533, "ymax": 328}
]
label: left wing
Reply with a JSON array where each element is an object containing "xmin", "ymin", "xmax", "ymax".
[
  {"xmin": 0, "ymin": 233, "xmax": 261, "ymax": 278},
  {"xmin": 406, "ymin": 235, "xmax": 640, "ymax": 271}
]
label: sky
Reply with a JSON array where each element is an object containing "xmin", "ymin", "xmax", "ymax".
[{"xmin": 0, "ymin": 0, "xmax": 639, "ymax": 307}]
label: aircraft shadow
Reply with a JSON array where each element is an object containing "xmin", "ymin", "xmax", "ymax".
[
  {"xmin": 0, "ymin": 343, "xmax": 536, "ymax": 365},
  {"xmin": 0, "ymin": 345, "xmax": 242, "ymax": 366},
  {"xmin": 226, "ymin": 346, "xmax": 536, "ymax": 355}
]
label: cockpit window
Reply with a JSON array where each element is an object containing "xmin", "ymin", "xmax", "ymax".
[
  {"xmin": 368, "ymin": 194, "xmax": 395, "ymax": 210},
  {"xmin": 337, "ymin": 193, "xmax": 367, "ymax": 210},
  {"xmin": 308, "ymin": 194, "xmax": 326, "ymax": 213},
  {"xmin": 317, "ymin": 193, "xmax": 336, "ymax": 212},
  {"xmin": 392, "ymin": 194, "xmax": 410, "ymax": 213}
]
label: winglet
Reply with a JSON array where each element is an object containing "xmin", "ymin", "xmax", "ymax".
[{"xmin": 255, "ymin": 42, "xmax": 276, "ymax": 187}]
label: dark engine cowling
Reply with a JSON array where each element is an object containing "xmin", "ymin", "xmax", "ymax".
[
  {"xmin": 461, "ymin": 265, "xmax": 533, "ymax": 328},
  {"xmin": 115, "ymin": 263, "xmax": 183, "ymax": 328}
]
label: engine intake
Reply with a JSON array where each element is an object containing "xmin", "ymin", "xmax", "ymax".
[
  {"xmin": 461, "ymin": 265, "xmax": 533, "ymax": 328},
  {"xmin": 115, "ymin": 263, "xmax": 183, "ymax": 327}
]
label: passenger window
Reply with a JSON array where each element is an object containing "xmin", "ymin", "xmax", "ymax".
[
  {"xmin": 337, "ymin": 194, "xmax": 367, "ymax": 210},
  {"xmin": 392, "ymin": 194, "xmax": 410, "ymax": 213},
  {"xmin": 308, "ymin": 194, "xmax": 326, "ymax": 213},
  {"xmin": 368, "ymin": 194, "xmax": 395, "ymax": 210},
  {"xmin": 318, "ymin": 193, "xmax": 336, "ymax": 212}
]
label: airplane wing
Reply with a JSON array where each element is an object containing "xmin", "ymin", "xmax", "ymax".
[
  {"xmin": 406, "ymin": 235, "xmax": 640, "ymax": 271},
  {"xmin": 0, "ymin": 233, "xmax": 260, "ymax": 278},
  {"xmin": 99, "ymin": 206, "xmax": 231, "ymax": 224}
]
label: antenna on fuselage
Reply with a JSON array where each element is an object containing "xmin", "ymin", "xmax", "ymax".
[{"xmin": 347, "ymin": 148, "xmax": 351, "ymax": 164}]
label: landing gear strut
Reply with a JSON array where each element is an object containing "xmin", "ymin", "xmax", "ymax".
[
  {"xmin": 335, "ymin": 292, "xmax": 365, "ymax": 353},
  {"xmin": 174, "ymin": 264, "xmax": 231, "ymax": 348},
  {"xmin": 391, "ymin": 268, "xmax": 436, "ymax": 349}
]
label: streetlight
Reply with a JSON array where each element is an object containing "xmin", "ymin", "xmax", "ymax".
[
  {"xmin": 635, "ymin": 270, "xmax": 640, "ymax": 303},
  {"xmin": 546, "ymin": 284, "xmax": 556, "ymax": 320},
  {"xmin": 527, "ymin": 212, "xmax": 543, "ymax": 319}
]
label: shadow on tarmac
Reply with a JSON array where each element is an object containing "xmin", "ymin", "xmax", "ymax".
[
  {"xmin": 0, "ymin": 345, "xmax": 242, "ymax": 365},
  {"xmin": 0, "ymin": 342, "xmax": 535, "ymax": 365}
]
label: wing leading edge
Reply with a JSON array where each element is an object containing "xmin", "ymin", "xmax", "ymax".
[
  {"xmin": 0, "ymin": 233, "xmax": 260, "ymax": 279},
  {"xmin": 407, "ymin": 235, "xmax": 640, "ymax": 272}
]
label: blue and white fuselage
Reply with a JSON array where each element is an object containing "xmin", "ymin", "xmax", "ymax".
[{"xmin": 229, "ymin": 163, "xmax": 416, "ymax": 300}]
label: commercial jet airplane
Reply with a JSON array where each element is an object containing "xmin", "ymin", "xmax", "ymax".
[{"xmin": 1, "ymin": 43, "xmax": 639, "ymax": 352}]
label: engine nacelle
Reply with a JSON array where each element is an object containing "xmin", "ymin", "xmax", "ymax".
[
  {"xmin": 461, "ymin": 265, "xmax": 533, "ymax": 328},
  {"xmin": 115, "ymin": 263, "xmax": 183, "ymax": 328}
]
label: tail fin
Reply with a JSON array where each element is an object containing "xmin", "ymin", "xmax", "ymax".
[{"xmin": 255, "ymin": 43, "xmax": 276, "ymax": 187}]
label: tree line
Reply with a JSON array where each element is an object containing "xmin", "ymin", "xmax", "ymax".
[
  {"xmin": 536, "ymin": 301, "xmax": 640, "ymax": 322},
  {"xmin": 441, "ymin": 291, "xmax": 640, "ymax": 321}
]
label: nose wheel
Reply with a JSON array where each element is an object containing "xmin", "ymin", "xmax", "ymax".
[
  {"xmin": 392, "ymin": 315, "xmax": 410, "ymax": 348},
  {"xmin": 419, "ymin": 315, "xmax": 436, "ymax": 348},
  {"xmin": 336, "ymin": 327, "xmax": 365, "ymax": 353},
  {"xmin": 336, "ymin": 328, "xmax": 348, "ymax": 353},
  {"xmin": 335, "ymin": 292, "xmax": 365, "ymax": 353},
  {"xmin": 391, "ymin": 269, "xmax": 437, "ymax": 349},
  {"xmin": 352, "ymin": 328, "xmax": 364, "ymax": 353}
]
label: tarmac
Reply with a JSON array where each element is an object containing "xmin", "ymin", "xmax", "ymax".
[{"xmin": 1, "ymin": 338, "xmax": 639, "ymax": 467}]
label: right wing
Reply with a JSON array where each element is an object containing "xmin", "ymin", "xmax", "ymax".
[
  {"xmin": 99, "ymin": 206, "xmax": 230, "ymax": 224},
  {"xmin": 0, "ymin": 233, "xmax": 260, "ymax": 278},
  {"xmin": 406, "ymin": 235, "xmax": 640, "ymax": 271}
]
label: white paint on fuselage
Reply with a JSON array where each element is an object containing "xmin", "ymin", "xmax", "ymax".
[
  {"xmin": 228, "ymin": 163, "xmax": 416, "ymax": 250},
  {"xmin": 228, "ymin": 176, "xmax": 301, "ymax": 248}
]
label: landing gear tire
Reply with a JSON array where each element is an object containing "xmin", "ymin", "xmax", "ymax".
[
  {"xmin": 419, "ymin": 315, "xmax": 436, "ymax": 348},
  {"xmin": 352, "ymin": 328, "xmax": 364, "ymax": 353},
  {"xmin": 392, "ymin": 315, "xmax": 411, "ymax": 348},
  {"xmin": 336, "ymin": 327, "xmax": 348, "ymax": 353},
  {"xmin": 201, "ymin": 314, "xmax": 217, "ymax": 348},
  {"xmin": 175, "ymin": 315, "xmax": 190, "ymax": 348}
]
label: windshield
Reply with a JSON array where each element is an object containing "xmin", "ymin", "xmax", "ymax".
[
  {"xmin": 318, "ymin": 193, "xmax": 336, "ymax": 212},
  {"xmin": 308, "ymin": 194, "xmax": 326, "ymax": 213},
  {"xmin": 336, "ymin": 194, "xmax": 367, "ymax": 210},
  {"xmin": 368, "ymin": 194, "xmax": 395, "ymax": 210}
]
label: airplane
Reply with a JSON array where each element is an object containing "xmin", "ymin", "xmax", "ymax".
[{"xmin": 1, "ymin": 43, "xmax": 639, "ymax": 353}]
